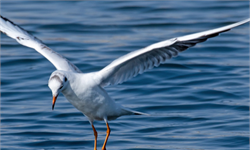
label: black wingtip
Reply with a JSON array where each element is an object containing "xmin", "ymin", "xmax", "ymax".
[
  {"xmin": 134, "ymin": 112, "xmax": 142, "ymax": 115},
  {"xmin": 1, "ymin": 15, "xmax": 7, "ymax": 20},
  {"xmin": 1, "ymin": 15, "xmax": 16, "ymax": 25}
]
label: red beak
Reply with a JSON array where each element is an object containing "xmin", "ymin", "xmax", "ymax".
[{"xmin": 52, "ymin": 96, "xmax": 57, "ymax": 110}]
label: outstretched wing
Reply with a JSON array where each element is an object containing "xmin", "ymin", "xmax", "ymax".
[
  {"xmin": 0, "ymin": 16, "xmax": 81, "ymax": 73},
  {"xmin": 95, "ymin": 18, "xmax": 250, "ymax": 87}
]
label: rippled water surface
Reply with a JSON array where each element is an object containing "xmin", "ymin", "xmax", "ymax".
[{"xmin": 1, "ymin": 1, "xmax": 249, "ymax": 150}]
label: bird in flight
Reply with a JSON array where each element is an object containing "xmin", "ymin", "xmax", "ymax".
[{"xmin": 1, "ymin": 15, "xmax": 249, "ymax": 150}]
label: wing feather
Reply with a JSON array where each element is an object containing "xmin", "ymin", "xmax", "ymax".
[
  {"xmin": 95, "ymin": 18, "xmax": 250, "ymax": 87},
  {"xmin": 0, "ymin": 16, "xmax": 81, "ymax": 73}
]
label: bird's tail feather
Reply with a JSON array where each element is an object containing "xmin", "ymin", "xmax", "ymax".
[{"xmin": 122, "ymin": 107, "xmax": 149, "ymax": 116}]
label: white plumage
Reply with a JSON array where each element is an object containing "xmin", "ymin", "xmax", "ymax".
[{"xmin": 1, "ymin": 15, "xmax": 249, "ymax": 150}]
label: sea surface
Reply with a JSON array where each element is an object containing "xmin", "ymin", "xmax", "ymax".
[{"xmin": 1, "ymin": 1, "xmax": 249, "ymax": 150}]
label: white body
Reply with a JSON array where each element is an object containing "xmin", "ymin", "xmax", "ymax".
[{"xmin": 60, "ymin": 71, "xmax": 132, "ymax": 122}]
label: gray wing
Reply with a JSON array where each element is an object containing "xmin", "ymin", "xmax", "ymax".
[
  {"xmin": 94, "ymin": 18, "xmax": 250, "ymax": 87},
  {"xmin": 0, "ymin": 16, "xmax": 81, "ymax": 73}
]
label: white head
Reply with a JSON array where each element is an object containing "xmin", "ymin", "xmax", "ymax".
[{"xmin": 48, "ymin": 71, "xmax": 69, "ymax": 110}]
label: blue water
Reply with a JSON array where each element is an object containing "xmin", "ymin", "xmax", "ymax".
[{"xmin": 1, "ymin": 1, "xmax": 249, "ymax": 150}]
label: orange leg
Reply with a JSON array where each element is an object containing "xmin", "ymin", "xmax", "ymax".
[
  {"xmin": 91, "ymin": 124, "xmax": 98, "ymax": 150},
  {"xmin": 102, "ymin": 121, "xmax": 111, "ymax": 150}
]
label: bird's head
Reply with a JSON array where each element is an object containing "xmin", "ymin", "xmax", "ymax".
[{"xmin": 48, "ymin": 71, "xmax": 68, "ymax": 110}]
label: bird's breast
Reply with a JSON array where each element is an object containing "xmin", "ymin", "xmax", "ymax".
[{"xmin": 62, "ymin": 84, "xmax": 109, "ymax": 118}]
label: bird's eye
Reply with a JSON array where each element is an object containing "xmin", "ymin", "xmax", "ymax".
[{"xmin": 64, "ymin": 77, "xmax": 67, "ymax": 82}]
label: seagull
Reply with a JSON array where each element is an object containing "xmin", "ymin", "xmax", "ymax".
[{"xmin": 1, "ymin": 15, "xmax": 249, "ymax": 150}]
